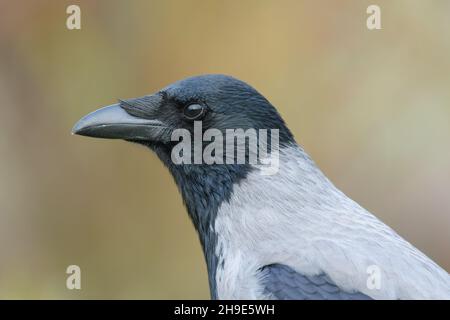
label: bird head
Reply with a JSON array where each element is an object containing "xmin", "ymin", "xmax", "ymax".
[{"xmin": 73, "ymin": 74, "xmax": 293, "ymax": 156}]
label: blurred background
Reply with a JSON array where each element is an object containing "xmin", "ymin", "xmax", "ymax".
[{"xmin": 0, "ymin": 0, "xmax": 449, "ymax": 299}]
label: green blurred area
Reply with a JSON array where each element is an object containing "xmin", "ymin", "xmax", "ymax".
[{"xmin": 0, "ymin": 0, "xmax": 449, "ymax": 299}]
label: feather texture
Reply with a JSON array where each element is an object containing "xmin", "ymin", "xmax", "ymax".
[
  {"xmin": 261, "ymin": 263, "xmax": 372, "ymax": 300},
  {"xmin": 214, "ymin": 145, "xmax": 450, "ymax": 299}
]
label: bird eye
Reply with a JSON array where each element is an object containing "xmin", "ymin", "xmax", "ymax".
[{"xmin": 183, "ymin": 104, "xmax": 206, "ymax": 120}]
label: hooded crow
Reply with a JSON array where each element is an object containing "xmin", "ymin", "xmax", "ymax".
[{"xmin": 73, "ymin": 74, "xmax": 450, "ymax": 299}]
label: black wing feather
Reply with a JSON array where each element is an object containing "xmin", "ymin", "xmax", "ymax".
[{"xmin": 260, "ymin": 264, "xmax": 372, "ymax": 300}]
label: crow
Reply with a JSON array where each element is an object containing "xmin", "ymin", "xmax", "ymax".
[{"xmin": 73, "ymin": 74, "xmax": 450, "ymax": 299}]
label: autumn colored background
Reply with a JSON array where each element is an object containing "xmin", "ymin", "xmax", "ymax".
[{"xmin": 0, "ymin": 0, "xmax": 449, "ymax": 299}]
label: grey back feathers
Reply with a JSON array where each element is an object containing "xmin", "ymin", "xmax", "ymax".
[{"xmin": 213, "ymin": 145, "xmax": 450, "ymax": 299}]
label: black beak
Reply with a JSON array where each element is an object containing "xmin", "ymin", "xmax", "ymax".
[{"xmin": 72, "ymin": 103, "xmax": 168, "ymax": 141}]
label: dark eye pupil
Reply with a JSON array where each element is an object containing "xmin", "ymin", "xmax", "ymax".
[{"xmin": 184, "ymin": 104, "xmax": 205, "ymax": 120}]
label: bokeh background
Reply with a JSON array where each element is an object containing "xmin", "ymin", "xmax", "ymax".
[{"xmin": 0, "ymin": 0, "xmax": 449, "ymax": 299}]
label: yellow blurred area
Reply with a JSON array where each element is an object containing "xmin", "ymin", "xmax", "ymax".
[{"xmin": 0, "ymin": 0, "xmax": 449, "ymax": 299}]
